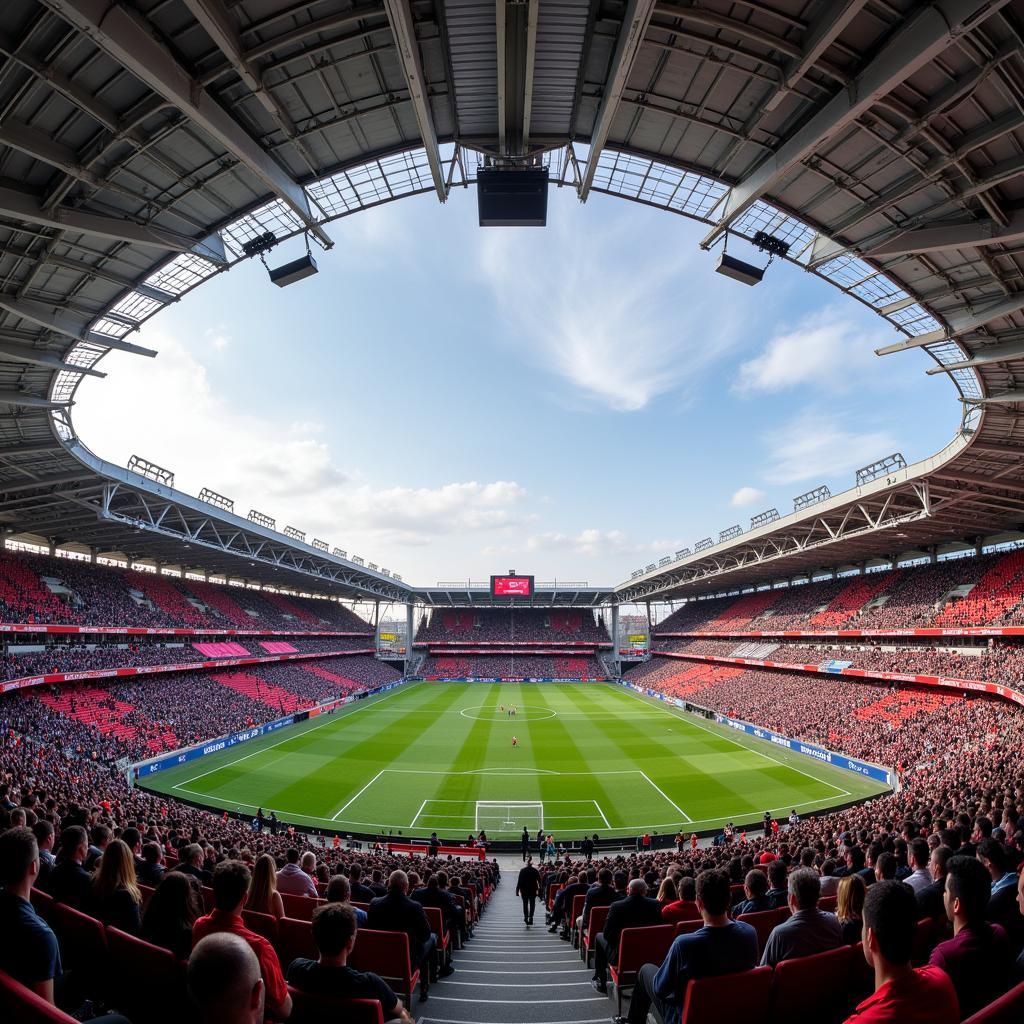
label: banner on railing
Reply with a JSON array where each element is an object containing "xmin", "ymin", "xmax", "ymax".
[{"xmin": 0, "ymin": 623, "xmax": 370, "ymax": 638}]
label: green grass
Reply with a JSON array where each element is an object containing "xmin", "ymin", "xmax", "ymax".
[{"xmin": 139, "ymin": 682, "xmax": 888, "ymax": 839}]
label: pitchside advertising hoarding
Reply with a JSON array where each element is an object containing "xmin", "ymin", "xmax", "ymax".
[{"xmin": 623, "ymin": 681, "xmax": 893, "ymax": 787}]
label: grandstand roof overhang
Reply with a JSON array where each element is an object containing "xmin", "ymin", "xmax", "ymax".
[
  {"xmin": 408, "ymin": 584, "xmax": 613, "ymax": 607},
  {"xmin": 4, "ymin": 0, "xmax": 1024, "ymax": 602}
]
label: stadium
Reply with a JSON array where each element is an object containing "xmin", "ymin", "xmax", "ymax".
[{"xmin": 1, "ymin": 0, "xmax": 1024, "ymax": 1022}]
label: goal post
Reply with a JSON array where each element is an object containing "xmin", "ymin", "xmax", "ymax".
[{"xmin": 474, "ymin": 801, "xmax": 544, "ymax": 833}]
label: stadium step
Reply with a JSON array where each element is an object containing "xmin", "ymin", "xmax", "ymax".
[{"xmin": 421, "ymin": 860, "xmax": 606, "ymax": 1024}]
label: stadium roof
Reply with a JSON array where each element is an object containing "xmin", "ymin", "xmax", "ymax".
[{"xmin": 3, "ymin": 0, "xmax": 1024, "ymax": 604}]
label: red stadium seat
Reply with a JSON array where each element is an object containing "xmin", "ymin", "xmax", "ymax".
[
  {"xmin": 569, "ymin": 893, "xmax": 586, "ymax": 947},
  {"xmin": 674, "ymin": 919, "xmax": 705, "ymax": 937},
  {"xmin": 679, "ymin": 965, "xmax": 773, "ymax": 1024},
  {"xmin": 768, "ymin": 943, "xmax": 854, "ymax": 1024},
  {"xmin": 819, "ymin": 895, "xmax": 838, "ymax": 913},
  {"xmin": 911, "ymin": 916, "xmax": 936, "ymax": 966},
  {"xmin": 961, "ymin": 981, "xmax": 1024, "ymax": 1023},
  {"xmin": 138, "ymin": 883, "xmax": 156, "ymax": 909},
  {"xmin": 278, "ymin": 916, "xmax": 318, "ymax": 967},
  {"xmin": 49, "ymin": 902, "xmax": 108, "ymax": 982},
  {"xmin": 424, "ymin": 906, "xmax": 451, "ymax": 962},
  {"xmin": 847, "ymin": 942, "xmax": 873, "ymax": 1005},
  {"xmin": 280, "ymin": 892, "xmax": 323, "ymax": 920},
  {"xmin": 286, "ymin": 987, "xmax": 385, "ymax": 1024},
  {"xmin": 242, "ymin": 909, "xmax": 280, "ymax": 951},
  {"xmin": 609, "ymin": 924, "xmax": 675, "ymax": 1015},
  {"xmin": 104, "ymin": 926, "xmax": 187, "ymax": 1024},
  {"xmin": 348, "ymin": 928, "xmax": 420, "ymax": 1007},
  {"xmin": 737, "ymin": 906, "xmax": 790, "ymax": 954},
  {"xmin": 582, "ymin": 904, "xmax": 611, "ymax": 967},
  {"xmin": 201, "ymin": 886, "xmax": 215, "ymax": 911},
  {"xmin": 30, "ymin": 887, "xmax": 54, "ymax": 921},
  {"xmin": 546, "ymin": 882, "xmax": 559, "ymax": 910},
  {"xmin": 0, "ymin": 969, "xmax": 79, "ymax": 1023}
]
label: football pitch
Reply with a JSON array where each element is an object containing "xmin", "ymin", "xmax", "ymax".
[{"xmin": 139, "ymin": 682, "xmax": 889, "ymax": 839}]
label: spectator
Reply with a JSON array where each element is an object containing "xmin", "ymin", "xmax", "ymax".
[
  {"xmin": 820, "ymin": 859, "xmax": 841, "ymax": 898},
  {"xmin": 247, "ymin": 853, "xmax": 286, "ymax": 919},
  {"xmin": 977, "ymin": 838, "xmax": 1018, "ymax": 930},
  {"xmin": 277, "ymin": 848, "xmax": 318, "ymax": 898},
  {"xmin": 287, "ymin": 902, "xmax": 413, "ymax": 1023},
  {"xmin": 367, "ymin": 869, "xmax": 438, "ymax": 1002},
  {"xmin": 733, "ymin": 869, "xmax": 771, "ymax": 916},
  {"xmin": 929, "ymin": 855, "xmax": 1013, "ymax": 1018},
  {"xmin": 582, "ymin": 867, "xmax": 622, "ymax": 931},
  {"xmin": 904, "ymin": 839, "xmax": 932, "ymax": 895},
  {"xmin": 46, "ymin": 824, "xmax": 90, "ymax": 908},
  {"xmin": 837, "ymin": 874, "xmax": 867, "ymax": 945},
  {"xmin": 326, "ymin": 873, "xmax": 367, "ymax": 925},
  {"xmin": 188, "ymin": 932, "xmax": 265, "ymax": 1024},
  {"xmin": 138, "ymin": 841, "xmax": 166, "ymax": 887},
  {"xmin": 624, "ymin": 868, "xmax": 757, "ymax": 1024},
  {"xmin": 349, "ymin": 864, "xmax": 376, "ymax": 904},
  {"xmin": 192, "ymin": 860, "xmax": 292, "ymax": 1021},
  {"xmin": 32, "ymin": 820, "xmax": 55, "ymax": 887},
  {"xmin": 142, "ymin": 870, "xmax": 203, "ymax": 959},
  {"xmin": 592, "ymin": 878, "xmax": 662, "ymax": 994},
  {"xmin": 917, "ymin": 846, "xmax": 953, "ymax": 923},
  {"xmin": 178, "ymin": 842, "xmax": 213, "ymax": 886},
  {"xmin": 764, "ymin": 860, "xmax": 789, "ymax": 909},
  {"xmin": 87, "ymin": 837, "xmax": 142, "ymax": 935},
  {"xmin": 0, "ymin": 826, "xmax": 62, "ymax": 1005},
  {"xmin": 760, "ymin": 867, "xmax": 842, "ymax": 967},
  {"xmin": 845, "ymin": 880, "xmax": 959, "ymax": 1024}
]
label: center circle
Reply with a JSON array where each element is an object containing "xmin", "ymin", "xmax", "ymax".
[{"xmin": 459, "ymin": 704, "xmax": 557, "ymax": 722}]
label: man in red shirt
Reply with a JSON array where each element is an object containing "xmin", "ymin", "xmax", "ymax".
[
  {"xmin": 192, "ymin": 860, "xmax": 292, "ymax": 1021},
  {"xmin": 844, "ymin": 880, "xmax": 959, "ymax": 1024}
]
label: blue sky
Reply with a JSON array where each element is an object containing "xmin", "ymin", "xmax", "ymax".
[{"xmin": 75, "ymin": 185, "xmax": 955, "ymax": 586}]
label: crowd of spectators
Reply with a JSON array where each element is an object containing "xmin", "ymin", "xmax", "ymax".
[
  {"xmin": 0, "ymin": 549, "xmax": 374, "ymax": 632},
  {"xmin": 416, "ymin": 608, "xmax": 611, "ymax": 644},
  {"xmin": 420, "ymin": 655, "xmax": 605, "ymax": 679}
]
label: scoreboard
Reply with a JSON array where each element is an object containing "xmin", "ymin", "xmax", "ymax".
[{"xmin": 491, "ymin": 574, "xmax": 534, "ymax": 597}]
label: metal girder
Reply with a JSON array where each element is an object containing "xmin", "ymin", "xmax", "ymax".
[
  {"xmin": 521, "ymin": 0, "xmax": 539, "ymax": 151},
  {"xmin": 381, "ymin": 0, "xmax": 446, "ymax": 197},
  {"xmin": 0, "ymin": 471, "xmax": 95, "ymax": 494},
  {"xmin": 0, "ymin": 293, "xmax": 157, "ymax": 357},
  {"xmin": 878, "ymin": 292, "xmax": 1024, "ymax": 356},
  {"xmin": 0, "ymin": 340, "xmax": 105, "ymax": 378},
  {"xmin": 181, "ymin": 0, "xmax": 320, "ymax": 172},
  {"xmin": 762, "ymin": 0, "xmax": 868, "ymax": 114},
  {"xmin": 0, "ymin": 392, "xmax": 66, "ymax": 409},
  {"xmin": 925, "ymin": 338, "xmax": 1024, "ymax": 374},
  {"xmin": 0, "ymin": 183, "xmax": 213, "ymax": 255},
  {"xmin": 39, "ymin": 0, "xmax": 333, "ymax": 249},
  {"xmin": 699, "ymin": 0, "xmax": 1009, "ymax": 248},
  {"xmin": 578, "ymin": 0, "xmax": 658, "ymax": 200},
  {"xmin": 0, "ymin": 441, "xmax": 63, "ymax": 458},
  {"xmin": 867, "ymin": 211, "xmax": 1024, "ymax": 258},
  {"xmin": 965, "ymin": 389, "xmax": 1024, "ymax": 405}
]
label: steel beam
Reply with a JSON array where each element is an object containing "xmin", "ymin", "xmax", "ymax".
[
  {"xmin": 39, "ymin": 0, "xmax": 333, "ymax": 248},
  {"xmin": 878, "ymin": 292, "xmax": 1024, "ymax": 356},
  {"xmin": 0, "ymin": 293, "xmax": 157, "ymax": 357},
  {"xmin": 699, "ymin": 0, "xmax": 1009, "ymax": 248},
  {"xmin": 867, "ymin": 210, "xmax": 1024, "ymax": 258},
  {"xmin": 0, "ymin": 183, "xmax": 211, "ymax": 254},
  {"xmin": 925, "ymin": 338, "xmax": 1024, "ymax": 374},
  {"xmin": 521, "ymin": 0, "xmax": 539, "ymax": 150},
  {"xmin": 964, "ymin": 389, "xmax": 1024, "ymax": 405},
  {"xmin": 381, "ymin": 0, "xmax": 446, "ymax": 197},
  {"xmin": 762, "ymin": 0, "xmax": 868, "ymax": 114},
  {"xmin": 578, "ymin": 0, "xmax": 658, "ymax": 200},
  {"xmin": 0, "ymin": 392, "xmax": 67, "ymax": 410},
  {"xmin": 0, "ymin": 340, "xmax": 106, "ymax": 378}
]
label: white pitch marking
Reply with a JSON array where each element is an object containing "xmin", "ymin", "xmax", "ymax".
[
  {"xmin": 637, "ymin": 770, "xmax": 692, "ymax": 823},
  {"xmin": 593, "ymin": 800, "xmax": 611, "ymax": 829},
  {"xmin": 331, "ymin": 770, "xmax": 385, "ymax": 820},
  {"xmin": 409, "ymin": 800, "xmax": 428, "ymax": 828}
]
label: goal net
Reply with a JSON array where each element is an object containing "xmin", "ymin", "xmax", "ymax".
[{"xmin": 475, "ymin": 801, "xmax": 544, "ymax": 833}]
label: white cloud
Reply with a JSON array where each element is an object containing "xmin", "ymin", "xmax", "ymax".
[
  {"xmin": 518, "ymin": 528, "xmax": 681, "ymax": 559},
  {"xmin": 735, "ymin": 308, "xmax": 881, "ymax": 394},
  {"xmin": 730, "ymin": 486, "xmax": 765, "ymax": 507},
  {"xmin": 204, "ymin": 326, "xmax": 231, "ymax": 351},
  {"xmin": 74, "ymin": 331, "xmax": 530, "ymax": 560},
  {"xmin": 762, "ymin": 409, "xmax": 898, "ymax": 485},
  {"xmin": 477, "ymin": 213, "xmax": 743, "ymax": 411}
]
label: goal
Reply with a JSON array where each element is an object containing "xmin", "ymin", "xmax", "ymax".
[{"xmin": 474, "ymin": 801, "xmax": 544, "ymax": 833}]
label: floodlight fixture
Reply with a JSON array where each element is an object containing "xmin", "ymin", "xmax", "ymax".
[
  {"xmin": 675, "ymin": 548, "xmax": 691, "ymax": 560},
  {"xmin": 393, "ymin": 574, "xmax": 402, "ymax": 582},
  {"xmin": 793, "ymin": 485, "xmax": 831, "ymax": 513},
  {"xmin": 367, "ymin": 562, "xmax": 378, "ymax": 571},
  {"xmin": 312, "ymin": 538, "xmax": 328, "ymax": 551},
  {"xmin": 659, "ymin": 556, "xmax": 671, "ymax": 566},
  {"xmin": 332, "ymin": 548, "xmax": 347, "ymax": 559},
  {"xmin": 127, "ymin": 455, "xmax": 174, "ymax": 488},
  {"xmin": 713, "ymin": 229, "xmax": 790, "ymax": 286},
  {"xmin": 198, "ymin": 487, "xmax": 234, "ymax": 513},
  {"xmin": 247, "ymin": 509, "xmax": 275, "ymax": 530},
  {"xmin": 856, "ymin": 453, "xmax": 908, "ymax": 486},
  {"xmin": 719, "ymin": 524, "xmax": 743, "ymax": 543},
  {"xmin": 352, "ymin": 555, "xmax": 365, "ymax": 566},
  {"xmin": 283, "ymin": 526, "xmax": 305, "ymax": 542},
  {"xmin": 694, "ymin": 537, "xmax": 713, "ymax": 552},
  {"xmin": 750, "ymin": 508, "xmax": 780, "ymax": 530},
  {"xmin": 645, "ymin": 563, "xmax": 656, "ymax": 572}
]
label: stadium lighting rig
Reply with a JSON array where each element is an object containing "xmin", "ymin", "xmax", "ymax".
[
  {"xmin": 241, "ymin": 229, "xmax": 321, "ymax": 288},
  {"xmin": 714, "ymin": 230, "xmax": 790, "ymax": 286}
]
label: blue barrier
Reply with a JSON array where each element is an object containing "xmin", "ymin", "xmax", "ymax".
[{"xmin": 620, "ymin": 681, "xmax": 893, "ymax": 787}]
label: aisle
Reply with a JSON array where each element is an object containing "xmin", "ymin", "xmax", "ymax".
[{"xmin": 419, "ymin": 860, "xmax": 610, "ymax": 1024}]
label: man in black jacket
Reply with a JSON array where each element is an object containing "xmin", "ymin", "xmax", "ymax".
[
  {"xmin": 516, "ymin": 857, "xmax": 541, "ymax": 926},
  {"xmin": 45, "ymin": 825, "xmax": 91, "ymax": 909},
  {"xmin": 916, "ymin": 844, "xmax": 953, "ymax": 922},
  {"xmin": 592, "ymin": 878, "xmax": 662, "ymax": 993},
  {"xmin": 412, "ymin": 874, "xmax": 463, "ymax": 958},
  {"xmin": 579, "ymin": 868, "xmax": 622, "ymax": 942},
  {"xmin": 367, "ymin": 870, "xmax": 441, "ymax": 1002},
  {"xmin": 550, "ymin": 873, "xmax": 589, "ymax": 936},
  {"xmin": 349, "ymin": 864, "xmax": 377, "ymax": 905}
]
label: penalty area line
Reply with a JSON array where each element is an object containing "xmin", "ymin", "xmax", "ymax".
[
  {"xmin": 331, "ymin": 769, "xmax": 385, "ymax": 821},
  {"xmin": 638, "ymin": 770, "xmax": 692, "ymax": 823}
]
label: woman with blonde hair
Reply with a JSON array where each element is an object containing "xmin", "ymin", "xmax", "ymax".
[
  {"xmin": 836, "ymin": 872, "xmax": 866, "ymax": 945},
  {"xmin": 246, "ymin": 852, "xmax": 285, "ymax": 919},
  {"xmin": 656, "ymin": 875, "xmax": 678, "ymax": 906},
  {"xmin": 88, "ymin": 837, "xmax": 142, "ymax": 934}
]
